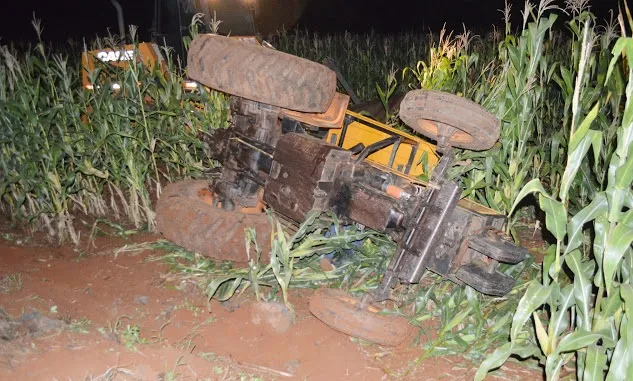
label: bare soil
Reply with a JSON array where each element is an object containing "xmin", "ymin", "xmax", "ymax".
[{"xmin": 0, "ymin": 224, "xmax": 541, "ymax": 380}]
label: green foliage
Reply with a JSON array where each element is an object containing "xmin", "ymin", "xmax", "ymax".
[
  {"xmin": 477, "ymin": 7, "xmax": 633, "ymax": 381},
  {"xmin": 0, "ymin": 20, "xmax": 229, "ymax": 243},
  {"xmin": 161, "ymin": 211, "xmax": 389, "ymax": 308},
  {"xmin": 120, "ymin": 324, "xmax": 147, "ymax": 351},
  {"xmin": 272, "ymin": 29, "xmax": 424, "ymax": 101}
]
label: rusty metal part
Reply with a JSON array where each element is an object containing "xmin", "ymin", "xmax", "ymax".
[
  {"xmin": 455, "ymin": 263, "xmax": 517, "ymax": 296},
  {"xmin": 263, "ymin": 133, "xmax": 349, "ymax": 222},
  {"xmin": 443, "ymin": 207, "xmax": 522, "ymax": 296},
  {"xmin": 347, "ymin": 184, "xmax": 404, "ymax": 232},
  {"xmin": 281, "ymin": 93, "xmax": 350, "ymax": 129},
  {"xmin": 373, "ymin": 178, "xmax": 462, "ymax": 302},
  {"xmin": 384, "ymin": 184, "xmax": 408, "ymax": 200},
  {"xmin": 399, "ymin": 90, "xmax": 501, "ymax": 151},
  {"xmin": 264, "ymin": 133, "xmax": 405, "ymax": 233},
  {"xmin": 308, "ymin": 288, "xmax": 412, "ymax": 346},
  {"xmin": 187, "ymin": 35, "xmax": 337, "ymax": 113},
  {"xmin": 468, "ymin": 228, "xmax": 529, "ymax": 264},
  {"xmin": 207, "ymin": 98, "xmax": 283, "ymax": 208},
  {"xmin": 156, "ymin": 181, "xmax": 271, "ymax": 262}
]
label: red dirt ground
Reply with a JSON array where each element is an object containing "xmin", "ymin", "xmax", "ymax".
[{"xmin": 0, "ymin": 225, "xmax": 542, "ymax": 380}]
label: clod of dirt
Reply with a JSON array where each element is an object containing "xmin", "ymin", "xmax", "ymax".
[
  {"xmin": 21, "ymin": 312, "xmax": 66, "ymax": 335},
  {"xmin": 0, "ymin": 309, "xmax": 66, "ymax": 341},
  {"xmin": 285, "ymin": 359, "xmax": 301, "ymax": 374},
  {"xmin": 249, "ymin": 301, "xmax": 295, "ymax": 334},
  {"xmin": 221, "ymin": 296, "xmax": 245, "ymax": 312},
  {"xmin": 319, "ymin": 257, "xmax": 335, "ymax": 272},
  {"xmin": 157, "ymin": 305, "xmax": 175, "ymax": 321},
  {"xmin": 0, "ymin": 308, "xmax": 23, "ymax": 341},
  {"xmin": 134, "ymin": 295, "xmax": 149, "ymax": 305}
]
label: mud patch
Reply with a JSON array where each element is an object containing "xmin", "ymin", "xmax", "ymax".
[{"xmin": 0, "ymin": 226, "xmax": 543, "ymax": 380}]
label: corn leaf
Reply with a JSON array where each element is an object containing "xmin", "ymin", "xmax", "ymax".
[
  {"xmin": 509, "ymin": 178, "xmax": 549, "ymax": 216},
  {"xmin": 549, "ymin": 284, "xmax": 576, "ymax": 340},
  {"xmin": 539, "ymin": 194, "xmax": 567, "ymax": 242},
  {"xmin": 615, "ymin": 144, "xmax": 633, "ymax": 189},
  {"xmin": 554, "ymin": 331, "xmax": 604, "ymax": 355},
  {"xmin": 511, "ymin": 281, "xmax": 552, "ymax": 341},
  {"xmin": 565, "ymin": 192, "xmax": 608, "ymax": 256},
  {"xmin": 606, "ymin": 316, "xmax": 630, "ymax": 381},
  {"xmin": 474, "ymin": 342, "xmax": 513, "ymax": 381},
  {"xmin": 583, "ymin": 345, "xmax": 608, "ymax": 381},
  {"xmin": 603, "ymin": 211, "xmax": 633, "ymax": 293},
  {"xmin": 560, "ymin": 130, "xmax": 603, "ymax": 201},
  {"xmin": 533, "ymin": 312, "xmax": 551, "ymax": 355},
  {"xmin": 569, "ymin": 103, "xmax": 599, "ymax": 153},
  {"xmin": 565, "ymin": 250, "xmax": 593, "ymax": 330}
]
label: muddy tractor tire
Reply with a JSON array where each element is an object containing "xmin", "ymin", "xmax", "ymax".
[
  {"xmin": 187, "ymin": 34, "xmax": 337, "ymax": 113},
  {"xmin": 309, "ymin": 288, "xmax": 412, "ymax": 346},
  {"xmin": 156, "ymin": 180, "xmax": 271, "ymax": 263},
  {"xmin": 399, "ymin": 90, "xmax": 500, "ymax": 151}
]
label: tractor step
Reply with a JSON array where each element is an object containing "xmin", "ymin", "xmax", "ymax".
[
  {"xmin": 468, "ymin": 230, "xmax": 529, "ymax": 264},
  {"xmin": 455, "ymin": 262, "xmax": 516, "ymax": 296}
]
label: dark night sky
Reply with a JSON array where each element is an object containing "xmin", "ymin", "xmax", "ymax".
[{"xmin": 0, "ymin": 0, "xmax": 624, "ymax": 43}]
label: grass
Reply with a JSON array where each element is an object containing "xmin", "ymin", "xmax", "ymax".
[
  {"xmin": 84, "ymin": 361, "xmax": 268, "ymax": 381},
  {"xmin": 119, "ymin": 324, "xmax": 146, "ymax": 350},
  {"xmin": 85, "ymin": 367, "xmax": 136, "ymax": 381},
  {"xmin": 174, "ymin": 317, "xmax": 215, "ymax": 353},
  {"xmin": 67, "ymin": 317, "xmax": 92, "ymax": 334},
  {"xmin": 97, "ymin": 316, "xmax": 147, "ymax": 351},
  {"xmin": 198, "ymin": 351, "xmax": 217, "ymax": 361},
  {"xmin": 0, "ymin": 273, "xmax": 23, "ymax": 293},
  {"xmin": 162, "ymin": 356, "xmax": 186, "ymax": 381}
]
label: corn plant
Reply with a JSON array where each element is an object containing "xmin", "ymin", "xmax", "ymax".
[
  {"xmin": 476, "ymin": 16, "xmax": 633, "ymax": 381},
  {"xmin": 403, "ymin": 28, "xmax": 479, "ymax": 96},
  {"xmin": 448, "ymin": 1, "xmax": 560, "ymax": 220},
  {"xmin": 157, "ymin": 212, "xmax": 384, "ymax": 309},
  {"xmin": 548, "ymin": 9, "xmax": 622, "ymax": 214},
  {"xmin": 0, "ymin": 19, "xmax": 229, "ymax": 243}
]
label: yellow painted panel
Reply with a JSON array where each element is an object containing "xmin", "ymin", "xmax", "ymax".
[{"xmin": 327, "ymin": 112, "xmax": 439, "ymax": 177}]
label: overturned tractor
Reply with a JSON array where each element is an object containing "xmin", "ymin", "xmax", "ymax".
[{"xmin": 156, "ymin": 34, "xmax": 528, "ymax": 345}]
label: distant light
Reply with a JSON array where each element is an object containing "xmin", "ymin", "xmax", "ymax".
[{"xmin": 184, "ymin": 81, "xmax": 198, "ymax": 90}]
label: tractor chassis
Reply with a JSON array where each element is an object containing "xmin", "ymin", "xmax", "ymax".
[{"xmin": 204, "ymin": 97, "xmax": 528, "ymax": 299}]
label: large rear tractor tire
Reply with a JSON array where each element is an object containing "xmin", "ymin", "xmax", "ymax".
[
  {"xmin": 399, "ymin": 90, "xmax": 500, "ymax": 151},
  {"xmin": 309, "ymin": 288, "xmax": 412, "ymax": 346},
  {"xmin": 156, "ymin": 180, "xmax": 271, "ymax": 263},
  {"xmin": 187, "ymin": 34, "xmax": 337, "ymax": 113}
]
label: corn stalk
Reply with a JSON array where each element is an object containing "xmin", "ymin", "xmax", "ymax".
[
  {"xmin": 0, "ymin": 19, "xmax": 229, "ymax": 243},
  {"xmin": 477, "ymin": 13, "xmax": 633, "ymax": 381}
]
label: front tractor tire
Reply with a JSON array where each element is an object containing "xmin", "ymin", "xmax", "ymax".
[
  {"xmin": 156, "ymin": 180, "xmax": 271, "ymax": 263},
  {"xmin": 309, "ymin": 288, "xmax": 412, "ymax": 346},
  {"xmin": 399, "ymin": 90, "xmax": 500, "ymax": 151}
]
